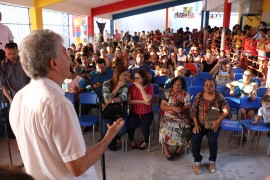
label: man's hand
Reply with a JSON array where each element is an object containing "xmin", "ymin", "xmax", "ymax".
[{"xmin": 106, "ymin": 118, "xmax": 125, "ymax": 137}]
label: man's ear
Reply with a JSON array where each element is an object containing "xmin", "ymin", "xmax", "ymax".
[{"xmin": 49, "ymin": 58, "xmax": 57, "ymax": 69}]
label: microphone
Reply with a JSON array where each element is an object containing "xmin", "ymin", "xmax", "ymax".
[{"xmin": 73, "ymin": 65, "xmax": 84, "ymax": 74}]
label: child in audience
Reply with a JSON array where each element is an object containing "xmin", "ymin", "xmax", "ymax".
[{"xmin": 251, "ymin": 95, "xmax": 270, "ymax": 136}]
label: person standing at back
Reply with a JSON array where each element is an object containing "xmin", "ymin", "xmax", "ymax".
[
  {"xmin": 0, "ymin": 12, "xmax": 14, "ymax": 50},
  {"xmin": 9, "ymin": 29, "xmax": 124, "ymax": 179},
  {"xmin": 0, "ymin": 42, "xmax": 30, "ymax": 138}
]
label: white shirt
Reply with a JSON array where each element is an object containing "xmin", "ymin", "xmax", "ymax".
[
  {"xmin": 63, "ymin": 75, "xmax": 83, "ymax": 92},
  {"xmin": 10, "ymin": 78, "xmax": 97, "ymax": 180},
  {"xmin": 0, "ymin": 23, "xmax": 14, "ymax": 50},
  {"xmin": 258, "ymin": 106, "xmax": 270, "ymax": 124}
]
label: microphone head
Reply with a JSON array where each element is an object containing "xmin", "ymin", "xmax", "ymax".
[
  {"xmin": 73, "ymin": 65, "xmax": 84, "ymax": 74},
  {"xmin": 0, "ymin": 49, "xmax": 5, "ymax": 61}
]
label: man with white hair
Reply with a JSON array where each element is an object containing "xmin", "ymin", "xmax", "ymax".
[{"xmin": 9, "ymin": 29, "xmax": 124, "ymax": 179}]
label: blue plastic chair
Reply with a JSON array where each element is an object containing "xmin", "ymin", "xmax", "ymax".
[
  {"xmin": 252, "ymin": 77, "xmax": 261, "ymax": 87},
  {"xmin": 221, "ymin": 119, "xmax": 244, "ymax": 154},
  {"xmin": 197, "ymin": 72, "xmax": 212, "ymax": 79},
  {"xmin": 189, "ymin": 86, "xmax": 204, "ymax": 104},
  {"xmin": 257, "ymin": 87, "xmax": 267, "ymax": 97},
  {"xmin": 154, "ymin": 76, "xmax": 170, "ymax": 87},
  {"xmin": 184, "ymin": 77, "xmax": 192, "ymax": 86},
  {"xmin": 241, "ymin": 120, "xmax": 270, "ymax": 155},
  {"xmin": 234, "ymin": 73, "xmax": 243, "ymax": 81},
  {"xmin": 232, "ymin": 68, "xmax": 244, "ymax": 74},
  {"xmin": 216, "ymin": 86, "xmax": 230, "ymax": 97},
  {"xmin": 240, "ymin": 96, "xmax": 262, "ymax": 110},
  {"xmin": 192, "ymin": 78, "xmax": 205, "ymax": 86},
  {"xmin": 225, "ymin": 97, "xmax": 240, "ymax": 120},
  {"xmin": 65, "ymin": 92, "xmax": 75, "ymax": 104},
  {"xmin": 78, "ymin": 93, "xmax": 99, "ymax": 145}
]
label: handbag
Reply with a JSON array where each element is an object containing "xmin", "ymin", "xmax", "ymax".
[
  {"xmin": 204, "ymin": 108, "xmax": 220, "ymax": 129},
  {"xmin": 102, "ymin": 102, "xmax": 123, "ymax": 119}
]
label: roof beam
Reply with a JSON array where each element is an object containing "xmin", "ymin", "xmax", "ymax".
[
  {"xmin": 91, "ymin": 0, "xmax": 162, "ymax": 16},
  {"xmin": 112, "ymin": 0, "xmax": 201, "ymax": 20}
]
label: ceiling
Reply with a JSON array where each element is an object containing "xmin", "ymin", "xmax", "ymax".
[{"xmin": 1, "ymin": 0, "xmax": 252, "ymax": 19}]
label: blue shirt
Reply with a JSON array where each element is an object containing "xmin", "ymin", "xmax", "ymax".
[
  {"xmin": 128, "ymin": 64, "xmax": 152, "ymax": 79},
  {"xmin": 87, "ymin": 68, "xmax": 113, "ymax": 94}
]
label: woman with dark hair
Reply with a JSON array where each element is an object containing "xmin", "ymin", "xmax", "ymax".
[
  {"xmin": 184, "ymin": 54, "xmax": 198, "ymax": 77},
  {"xmin": 102, "ymin": 65, "xmax": 129, "ymax": 151},
  {"xmin": 155, "ymin": 54, "xmax": 174, "ymax": 77},
  {"xmin": 190, "ymin": 79, "xmax": 230, "ymax": 174},
  {"xmin": 159, "ymin": 77, "xmax": 192, "ymax": 160},
  {"xmin": 127, "ymin": 69, "xmax": 154, "ymax": 150},
  {"xmin": 111, "ymin": 48, "xmax": 124, "ymax": 69}
]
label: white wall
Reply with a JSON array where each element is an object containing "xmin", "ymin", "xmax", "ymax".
[
  {"xmin": 115, "ymin": 9, "xmax": 166, "ymax": 34},
  {"xmin": 115, "ymin": 2, "xmax": 239, "ymax": 34}
]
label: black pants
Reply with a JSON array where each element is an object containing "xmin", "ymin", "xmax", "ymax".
[
  {"xmin": 192, "ymin": 125, "xmax": 221, "ymax": 163},
  {"xmin": 127, "ymin": 112, "xmax": 153, "ymax": 143}
]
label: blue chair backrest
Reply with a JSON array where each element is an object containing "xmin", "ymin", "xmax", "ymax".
[
  {"xmin": 252, "ymin": 77, "xmax": 261, "ymax": 87},
  {"xmin": 257, "ymin": 87, "xmax": 267, "ymax": 97},
  {"xmin": 192, "ymin": 78, "xmax": 205, "ymax": 86},
  {"xmin": 184, "ymin": 77, "xmax": 192, "ymax": 86},
  {"xmin": 79, "ymin": 93, "xmax": 97, "ymax": 105},
  {"xmin": 154, "ymin": 76, "xmax": 170, "ymax": 86},
  {"xmin": 153, "ymin": 84, "xmax": 160, "ymax": 95},
  {"xmin": 216, "ymin": 86, "xmax": 230, "ymax": 97},
  {"xmin": 240, "ymin": 96, "xmax": 262, "ymax": 109},
  {"xmin": 197, "ymin": 72, "xmax": 212, "ymax": 79},
  {"xmin": 232, "ymin": 68, "xmax": 244, "ymax": 74},
  {"xmin": 189, "ymin": 86, "xmax": 204, "ymax": 98},
  {"xmin": 234, "ymin": 73, "xmax": 243, "ymax": 81},
  {"xmin": 65, "ymin": 92, "xmax": 75, "ymax": 104}
]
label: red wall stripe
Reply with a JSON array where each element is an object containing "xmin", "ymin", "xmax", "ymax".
[{"xmin": 92, "ymin": 0, "xmax": 162, "ymax": 16}]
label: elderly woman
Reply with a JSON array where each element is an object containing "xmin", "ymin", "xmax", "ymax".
[
  {"xmin": 102, "ymin": 65, "xmax": 129, "ymax": 151},
  {"xmin": 226, "ymin": 69, "xmax": 258, "ymax": 120},
  {"xmin": 159, "ymin": 77, "xmax": 192, "ymax": 160},
  {"xmin": 127, "ymin": 69, "xmax": 154, "ymax": 150},
  {"xmin": 190, "ymin": 79, "xmax": 230, "ymax": 174}
]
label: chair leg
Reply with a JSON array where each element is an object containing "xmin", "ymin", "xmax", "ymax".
[
  {"xmin": 148, "ymin": 126, "xmax": 151, "ymax": 153},
  {"xmin": 239, "ymin": 130, "xmax": 244, "ymax": 156},
  {"xmin": 267, "ymin": 142, "xmax": 270, "ymax": 156},
  {"xmin": 93, "ymin": 125, "xmax": 95, "ymax": 145},
  {"xmin": 245, "ymin": 130, "xmax": 250, "ymax": 156}
]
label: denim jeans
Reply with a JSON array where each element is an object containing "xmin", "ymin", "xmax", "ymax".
[
  {"xmin": 192, "ymin": 125, "xmax": 221, "ymax": 163},
  {"xmin": 102, "ymin": 113, "xmax": 127, "ymax": 149},
  {"xmin": 127, "ymin": 112, "xmax": 153, "ymax": 143}
]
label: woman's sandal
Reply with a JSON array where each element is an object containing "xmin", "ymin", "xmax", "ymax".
[
  {"xmin": 165, "ymin": 154, "xmax": 174, "ymax": 161},
  {"xmin": 130, "ymin": 141, "xmax": 137, "ymax": 149},
  {"xmin": 174, "ymin": 146, "xmax": 184, "ymax": 158},
  {"xmin": 139, "ymin": 141, "xmax": 147, "ymax": 150},
  {"xmin": 192, "ymin": 165, "xmax": 201, "ymax": 175}
]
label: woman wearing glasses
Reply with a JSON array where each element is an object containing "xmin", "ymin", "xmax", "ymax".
[
  {"xmin": 127, "ymin": 70, "xmax": 154, "ymax": 150},
  {"xmin": 226, "ymin": 69, "xmax": 258, "ymax": 120}
]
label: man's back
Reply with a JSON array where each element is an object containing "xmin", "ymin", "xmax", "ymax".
[{"xmin": 10, "ymin": 78, "xmax": 97, "ymax": 179}]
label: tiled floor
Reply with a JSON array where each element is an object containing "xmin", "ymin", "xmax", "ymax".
[{"xmin": 0, "ymin": 124, "xmax": 269, "ymax": 180}]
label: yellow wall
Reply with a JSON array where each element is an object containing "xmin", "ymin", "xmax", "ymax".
[{"xmin": 241, "ymin": 0, "xmax": 270, "ymax": 28}]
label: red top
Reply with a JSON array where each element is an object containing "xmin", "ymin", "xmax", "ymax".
[{"xmin": 128, "ymin": 84, "xmax": 153, "ymax": 115}]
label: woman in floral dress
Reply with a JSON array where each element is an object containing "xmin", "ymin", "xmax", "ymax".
[{"xmin": 159, "ymin": 77, "xmax": 192, "ymax": 160}]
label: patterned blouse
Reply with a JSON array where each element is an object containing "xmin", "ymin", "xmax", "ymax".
[
  {"xmin": 102, "ymin": 80, "xmax": 128, "ymax": 102},
  {"xmin": 190, "ymin": 91, "xmax": 231, "ymax": 125}
]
